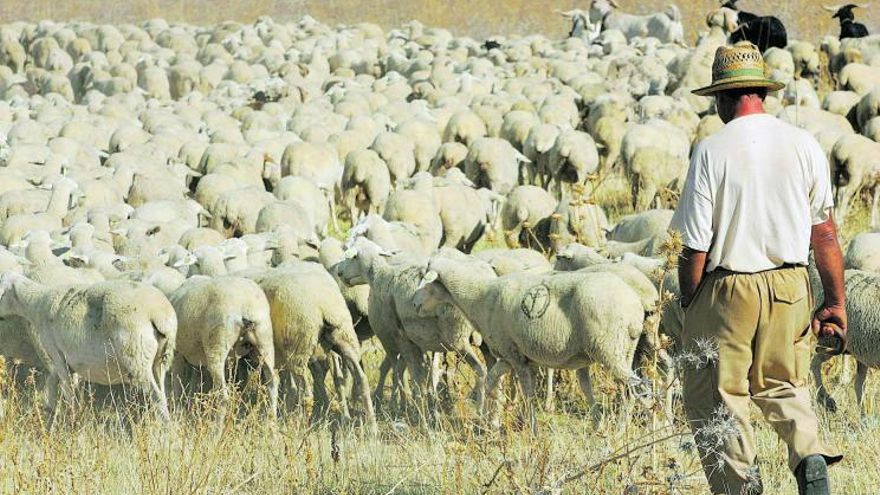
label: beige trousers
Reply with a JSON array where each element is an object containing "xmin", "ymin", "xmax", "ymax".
[{"xmin": 681, "ymin": 266, "xmax": 842, "ymax": 495}]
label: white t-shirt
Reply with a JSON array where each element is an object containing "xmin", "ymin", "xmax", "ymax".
[{"xmin": 670, "ymin": 113, "xmax": 834, "ymax": 273}]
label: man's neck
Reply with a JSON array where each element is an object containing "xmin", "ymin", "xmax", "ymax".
[{"xmin": 734, "ymin": 100, "xmax": 765, "ymax": 119}]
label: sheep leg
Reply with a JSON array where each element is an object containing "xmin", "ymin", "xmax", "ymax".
[
  {"xmin": 811, "ymin": 352, "xmax": 837, "ymax": 412},
  {"xmin": 855, "ymin": 361, "xmax": 869, "ymax": 417},
  {"xmin": 330, "ymin": 338, "xmax": 376, "ymax": 432},
  {"xmin": 169, "ymin": 355, "xmax": 190, "ymax": 406},
  {"xmin": 40, "ymin": 346, "xmax": 76, "ymax": 429},
  {"xmin": 308, "ymin": 358, "xmax": 333, "ymax": 419},
  {"xmin": 576, "ymin": 368, "xmax": 601, "ymax": 423},
  {"xmin": 461, "ymin": 346, "xmax": 487, "ymax": 414},
  {"xmin": 485, "ymin": 360, "xmax": 511, "ymax": 430},
  {"xmin": 543, "ymin": 369, "xmax": 555, "ymax": 413},
  {"xmin": 399, "ymin": 343, "xmax": 431, "ymax": 415},
  {"xmin": 393, "ymin": 357, "xmax": 410, "ymax": 414},
  {"xmin": 331, "ymin": 352, "xmax": 352, "ymax": 420},
  {"xmin": 327, "ymin": 195, "xmax": 340, "ymax": 234},
  {"xmin": 43, "ymin": 373, "xmax": 63, "ymax": 430},
  {"xmin": 208, "ymin": 360, "xmax": 229, "ymax": 419},
  {"xmin": 279, "ymin": 370, "xmax": 298, "ymax": 414},
  {"xmin": 871, "ymin": 187, "xmax": 880, "ymax": 230},
  {"xmin": 514, "ymin": 365, "xmax": 538, "ymax": 434},
  {"xmin": 430, "ymin": 352, "xmax": 445, "ymax": 405},
  {"xmin": 143, "ymin": 373, "xmax": 171, "ymax": 422},
  {"xmin": 253, "ymin": 342, "xmax": 278, "ymax": 417},
  {"xmin": 373, "ymin": 354, "xmax": 393, "ymax": 413},
  {"xmin": 839, "ymin": 355, "xmax": 853, "ymax": 385}
]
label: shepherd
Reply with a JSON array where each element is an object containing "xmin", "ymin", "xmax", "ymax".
[{"xmin": 672, "ymin": 42, "xmax": 847, "ymax": 495}]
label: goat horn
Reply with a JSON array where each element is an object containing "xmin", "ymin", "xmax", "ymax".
[{"xmin": 823, "ymin": 4, "xmax": 843, "ymax": 11}]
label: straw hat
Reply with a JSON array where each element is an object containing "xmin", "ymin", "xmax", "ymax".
[{"xmin": 692, "ymin": 41, "xmax": 786, "ymax": 96}]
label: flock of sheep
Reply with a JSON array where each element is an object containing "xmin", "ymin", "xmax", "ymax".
[{"xmin": 0, "ymin": 1, "xmax": 879, "ymax": 432}]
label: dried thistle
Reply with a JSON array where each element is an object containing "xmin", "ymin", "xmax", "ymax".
[{"xmin": 673, "ymin": 336, "xmax": 719, "ymax": 371}]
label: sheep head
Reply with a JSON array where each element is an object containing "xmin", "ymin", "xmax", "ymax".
[{"xmin": 412, "ymin": 268, "xmax": 450, "ymax": 316}]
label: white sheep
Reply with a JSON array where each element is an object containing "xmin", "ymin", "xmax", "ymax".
[
  {"xmin": 830, "ymin": 133, "xmax": 880, "ymax": 228},
  {"xmin": 414, "ymin": 257, "xmax": 645, "ymax": 430},
  {"xmin": 501, "ymin": 185, "xmax": 558, "ymax": 249},
  {"xmin": 621, "ymin": 119, "xmax": 690, "ymax": 211},
  {"xmin": 464, "ymin": 137, "xmax": 529, "ymax": 196},
  {"xmin": 844, "ymin": 232, "xmax": 880, "ymax": 273},
  {"xmin": 546, "ymin": 129, "xmax": 600, "ymax": 199},
  {"xmin": 811, "ymin": 270, "xmax": 880, "ymax": 415},
  {"xmin": 0, "ymin": 274, "xmax": 177, "ymax": 426},
  {"xmin": 169, "ymin": 276, "xmax": 278, "ymax": 413},
  {"xmin": 252, "ymin": 265, "xmax": 376, "ymax": 428},
  {"xmin": 341, "ymin": 149, "xmax": 391, "ymax": 220}
]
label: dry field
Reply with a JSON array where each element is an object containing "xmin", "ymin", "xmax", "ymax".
[
  {"xmin": 0, "ymin": 0, "xmax": 877, "ymax": 42},
  {"xmin": 0, "ymin": 198, "xmax": 877, "ymax": 495},
  {"xmin": 0, "ymin": 2, "xmax": 878, "ymax": 494}
]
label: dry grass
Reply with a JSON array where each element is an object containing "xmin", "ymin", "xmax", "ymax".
[
  {"xmin": 1, "ymin": 3, "xmax": 878, "ymax": 492},
  {"xmin": 2, "ymin": 192, "xmax": 879, "ymax": 494},
  {"xmin": 0, "ymin": 0, "xmax": 876, "ymax": 43}
]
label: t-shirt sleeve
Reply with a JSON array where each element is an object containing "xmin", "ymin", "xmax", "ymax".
[
  {"xmin": 807, "ymin": 138, "xmax": 834, "ymax": 225},
  {"xmin": 670, "ymin": 143, "xmax": 713, "ymax": 252}
]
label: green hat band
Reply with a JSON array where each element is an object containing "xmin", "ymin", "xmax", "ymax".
[{"xmin": 714, "ymin": 67, "xmax": 767, "ymax": 79}]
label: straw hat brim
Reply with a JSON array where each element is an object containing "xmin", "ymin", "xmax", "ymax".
[{"xmin": 692, "ymin": 76, "xmax": 786, "ymax": 96}]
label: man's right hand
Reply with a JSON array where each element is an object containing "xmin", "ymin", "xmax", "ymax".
[{"xmin": 811, "ymin": 303, "xmax": 847, "ymax": 337}]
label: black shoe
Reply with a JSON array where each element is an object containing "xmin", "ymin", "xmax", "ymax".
[{"xmin": 795, "ymin": 455, "xmax": 830, "ymax": 495}]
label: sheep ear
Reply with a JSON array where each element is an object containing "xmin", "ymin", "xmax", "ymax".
[
  {"xmin": 304, "ymin": 237, "xmax": 320, "ymax": 249},
  {"xmin": 423, "ymin": 270, "xmax": 438, "ymax": 283},
  {"xmin": 343, "ymin": 247, "xmax": 358, "ymax": 259}
]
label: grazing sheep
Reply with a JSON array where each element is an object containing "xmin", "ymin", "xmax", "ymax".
[
  {"xmin": 341, "ymin": 149, "xmax": 391, "ymax": 220},
  {"xmin": 554, "ymin": 243, "xmax": 610, "ymax": 271},
  {"xmin": 589, "ymin": 0, "xmax": 685, "ymax": 45},
  {"xmin": 429, "ymin": 142, "xmax": 469, "ymax": 175},
  {"xmin": 169, "ymin": 276, "xmax": 278, "ymax": 413},
  {"xmin": 0, "ymin": 274, "xmax": 176, "ymax": 426},
  {"xmin": 464, "ymin": 137, "xmax": 529, "ymax": 196},
  {"xmin": 370, "ymin": 131, "xmax": 416, "ymax": 185},
  {"xmin": 414, "ymin": 257, "xmax": 645, "ymax": 430},
  {"xmin": 830, "ymin": 133, "xmax": 880, "ymax": 228},
  {"xmin": 474, "ymin": 248, "xmax": 553, "ymax": 276},
  {"xmin": 621, "ymin": 119, "xmax": 690, "ymax": 211},
  {"xmin": 432, "ymin": 181, "xmax": 495, "ymax": 253},
  {"xmin": 546, "ymin": 129, "xmax": 600, "ymax": 199},
  {"xmin": 844, "ymin": 232, "xmax": 880, "ymax": 273},
  {"xmin": 501, "ymin": 185, "xmax": 558, "ymax": 249},
  {"xmin": 252, "ymin": 266, "xmax": 376, "ymax": 428},
  {"xmin": 546, "ymin": 198, "xmax": 610, "ymax": 254},
  {"xmin": 811, "ymin": 270, "xmax": 880, "ymax": 415}
]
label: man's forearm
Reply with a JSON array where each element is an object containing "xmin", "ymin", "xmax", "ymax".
[
  {"xmin": 811, "ymin": 218, "xmax": 846, "ymax": 307},
  {"xmin": 678, "ymin": 247, "xmax": 708, "ymax": 307}
]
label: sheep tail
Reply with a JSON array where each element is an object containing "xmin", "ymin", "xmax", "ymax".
[{"xmin": 152, "ymin": 318, "xmax": 175, "ymax": 367}]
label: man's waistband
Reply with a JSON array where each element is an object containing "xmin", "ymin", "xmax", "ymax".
[{"xmin": 711, "ymin": 263, "xmax": 805, "ymax": 276}]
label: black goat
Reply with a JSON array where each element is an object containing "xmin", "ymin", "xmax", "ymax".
[
  {"xmin": 826, "ymin": 4, "xmax": 870, "ymax": 39},
  {"xmin": 482, "ymin": 39, "xmax": 502, "ymax": 51},
  {"xmin": 722, "ymin": 0, "xmax": 788, "ymax": 52}
]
